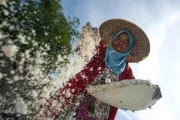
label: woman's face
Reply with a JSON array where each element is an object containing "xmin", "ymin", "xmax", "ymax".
[{"xmin": 111, "ymin": 32, "xmax": 129, "ymax": 53}]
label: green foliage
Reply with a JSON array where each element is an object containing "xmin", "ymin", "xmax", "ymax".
[
  {"xmin": 0, "ymin": 0, "xmax": 80, "ymax": 118},
  {"xmin": 0, "ymin": 0, "xmax": 80, "ymax": 73}
]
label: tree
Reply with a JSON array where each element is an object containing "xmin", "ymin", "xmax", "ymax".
[{"xmin": 0, "ymin": 0, "xmax": 80, "ymax": 119}]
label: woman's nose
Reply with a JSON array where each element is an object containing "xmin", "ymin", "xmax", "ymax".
[{"xmin": 115, "ymin": 40, "xmax": 122, "ymax": 45}]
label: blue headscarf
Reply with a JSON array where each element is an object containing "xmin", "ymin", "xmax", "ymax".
[{"xmin": 104, "ymin": 30, "xmax": 134, "ymax": 75}]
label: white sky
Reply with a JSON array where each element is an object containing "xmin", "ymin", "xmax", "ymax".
[
  {"xmin": 130, "ymin": 9, "xmax": 180, "ymax": 120},
  {"xmin": 62, "ymin": 0, "xmax": 180, "ymax": 119}
]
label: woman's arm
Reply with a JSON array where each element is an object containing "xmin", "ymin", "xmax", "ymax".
[
  {"xmin": 36, "ymin": 40, "xmax": 106, "ymax": 119},
  {"xmin": 119, "ymin": 62, "xmax": 135, "ymax": 80},
  {"xmin": 57, "ymin": 40, "xmax": 106, "ymax": 105},
  {"xmin": 108, "ymin": 62, "xmax": 135, "ymax": 120}
]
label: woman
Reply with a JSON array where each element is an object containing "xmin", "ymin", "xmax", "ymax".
[{"xmin": 36, "ymin": 19, "xmax": 150, "ymax": 120}]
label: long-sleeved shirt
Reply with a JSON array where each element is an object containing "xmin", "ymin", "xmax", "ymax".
[{"xmin": 36, "ymin": 40, "xmax": 135, "ymax": 120}]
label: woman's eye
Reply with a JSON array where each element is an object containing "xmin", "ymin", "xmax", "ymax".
[{"xmin": 124, "ymin": 41, "xmax": 128, "ymax": 44}]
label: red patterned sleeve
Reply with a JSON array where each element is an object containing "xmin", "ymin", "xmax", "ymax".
[
  {"xmin": 36, "ymin": 40, "xmax": 106, "ymax": 119},
  {"xmin": 57, "ymin": 40, "xmax": 106, "ymax": 105}
]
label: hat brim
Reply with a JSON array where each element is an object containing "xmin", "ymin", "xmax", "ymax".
[{"xmin": 99, "ymin": 19, "xmax": 150, "ymax": 62}]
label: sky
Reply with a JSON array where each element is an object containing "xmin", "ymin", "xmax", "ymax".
[{"xmin": 61, "ymin": 0, "xmax": 180, "ymax": 120}]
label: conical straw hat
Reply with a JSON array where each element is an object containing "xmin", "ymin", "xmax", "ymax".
[{"xmin": 99, "ymin": 19, "xmax": 150, "ymax": 62}]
